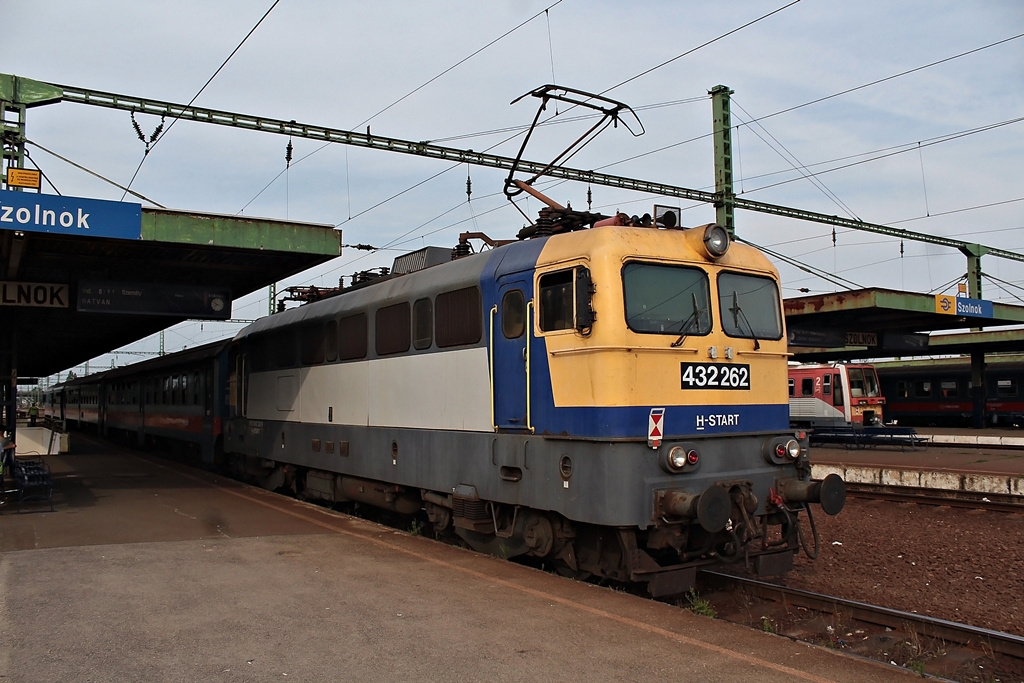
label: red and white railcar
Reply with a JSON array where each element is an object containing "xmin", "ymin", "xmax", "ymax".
[{"xmin": 788, "ymin": 363, "xmax": 885, "ymax": 428}]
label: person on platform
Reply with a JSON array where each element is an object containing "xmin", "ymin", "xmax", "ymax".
[
  {"xmin": 0, "ymin": 428, "xmax": 15, "ymax": 493},
  {"xmin": 29, "ymin": 402, "xmax": 39, "ymax": 427}
]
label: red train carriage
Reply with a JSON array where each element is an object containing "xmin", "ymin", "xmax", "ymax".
[
  {"xmin": 876, "ymin": 355, "xmax": 1024, "ymax": 427},
  {"xmin": 789, "ymin": 363, "xmax": 885, "ymax": 428}
]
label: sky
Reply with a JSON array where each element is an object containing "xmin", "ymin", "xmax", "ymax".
[{"xmin": 6, "ymin": 0, "xmax": 1024, "ymax": 380}]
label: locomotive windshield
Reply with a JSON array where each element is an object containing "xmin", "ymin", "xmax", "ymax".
[
  {"xmin": 622, "ymin": 263, "xmax": 712, "ymax": 335},
  {"xmin": 848, "ymin": 367, "xmax": 881, "ymax": 397},
  {"xmin": 717, "ymin": 272, "xmax": 783, "ymax": 340}
]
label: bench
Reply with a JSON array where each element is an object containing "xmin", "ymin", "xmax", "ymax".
[
  {"xmin": 2, "ymin": 455, "xmax": 54, "ymax": 511},
  {"xmin": 810, "ymin": 425, "xmax": 927, "ymax": 451}
]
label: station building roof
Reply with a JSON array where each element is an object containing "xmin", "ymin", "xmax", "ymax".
[
  {"xmin": 785, "ymin": 288, "xmax": 1024, "ymax": 362},
  {"xmin": 1, "ymin": 205, "xmax": 339, "ymax": 379}
]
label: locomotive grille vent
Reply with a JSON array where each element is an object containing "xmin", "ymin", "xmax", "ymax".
[{"xmin": 452, "ymin": 497, "xmax": 489, "ymax": 521}]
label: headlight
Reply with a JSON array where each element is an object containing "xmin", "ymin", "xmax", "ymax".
[
  {"xmin": 767, "ymin": 437, "xmax": 803, "ymax": 463},
  {"xmin": 703, "ymin": 224, "xmax": 730, "ymax": 258},
  {"xmin": 774, "ymin": 439, "xmax": 801, "ymax": 460},
  {"xmin": 668, "ymin": 446, "xmax": 688, "ymax": 471},
  {"xmin": 662, "ymin": 445, "xmax": 699, "ymax": 473}
]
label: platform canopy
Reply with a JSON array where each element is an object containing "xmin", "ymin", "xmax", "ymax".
[
  {"xmin": 0, "ymin": 199, "xmax": 340, "ymax": 379},
  {"xmin": 785, "ymin": 288, "xmax": 1024, "ymax": 362}
]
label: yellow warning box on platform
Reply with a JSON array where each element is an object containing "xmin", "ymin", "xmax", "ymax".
[{"xmin": 6, "ymin": 168, "xmax": 41, "ymax": 189}]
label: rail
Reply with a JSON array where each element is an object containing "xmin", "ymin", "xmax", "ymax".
[
  {"xmin": 700, "ymin": 570, "xmax": 1024, "ymax": 659},
  {"xmin": 845, "ymin": 482, "xmax": 1024, "ymax": 512}
]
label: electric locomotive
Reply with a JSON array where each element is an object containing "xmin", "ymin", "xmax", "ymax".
[{"xmin": 222, "ymin": 202, "xmax": 845, "ymax": 597}]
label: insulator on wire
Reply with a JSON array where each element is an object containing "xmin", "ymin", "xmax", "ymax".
[
  {"xmin": 285, "ymin": 138, "xmax": 294, "ymax": 168},
  {"xmin": 587, "ymin": 185, "xmax": 592, "ymax": 210},
  {"xmin": 131, "ymin": 111, "xmax": 145, "ymax": 143},
  {"xmin": 150, "ymin": 117, "xmax": 164, "ymax": 144},
  {"xmin": 466, "ymin": 173, "xmax": 472, "ymax": 201},
  {"xmin": 831, "ymin": 227, "xmax": 836, "ymax": 246},
  {"xmin": 900, "ymin": 240, "xmax": 904, "ymax": 258},
  {"xmin": 130, "ymin": 112, "xmax": 164, "ymax": 155}
]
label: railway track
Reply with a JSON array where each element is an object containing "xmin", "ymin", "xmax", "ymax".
[
  {"xmin": 845, "ymin": 482, "xmax": 1024, "ymax": 512},
  {"xmin": 700, "ymin": 570, "xmax": 1024, "ymax": 658},
  {"xmin": 698, "ymin": 570, "xmax": 1024, "ymax": 679}
]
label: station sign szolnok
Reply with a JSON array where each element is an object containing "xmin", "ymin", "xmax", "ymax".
[
  {"xmin": 934, "ymin": 294, "xmax": 994, "ymax": 319},
  {"xmin": 0, "ymin": 188, "xmax": 141, "ymax": 240}
]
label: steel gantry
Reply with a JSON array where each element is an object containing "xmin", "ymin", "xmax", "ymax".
[{"xmin": 4, "ymin": 73, "xmax": 1021, "ymax": 295}]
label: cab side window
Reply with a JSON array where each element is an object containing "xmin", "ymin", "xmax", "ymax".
[{"xmin": 539, "ymin": 270, "xmax": 573, "ymax": 332}]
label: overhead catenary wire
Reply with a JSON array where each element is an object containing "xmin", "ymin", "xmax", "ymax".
[
  {"xmin": 239, "ymin": 1, "xmax": 803, "ymax": 225},
  {"xmin": 26, "ymin": 138, "xmax": 166, "ymax": 208},
  {"xmin": 119, "ymin": 0, "xmax": 282, "ymax": 201},
  {"xmin": 68, "ymin": 6, "xmax": 1019, "ymax": 358},
  {"xmin": 732, "ymin": 99, "xmax": 861, "ymax": 222},
  {"xmin": 599, "ymin": 0, "xmax": 803, "ymax": 96},
  {"xmin": 237, "ymin": 0, "xmax": 566, "ymax": 214},
  {"xmin": 240, "ymin": 9, "xmax": 1023, "ymax": 266},
  {"xmin": 736, "ymin": 235, "xmax": 865, "ymax": 292}
]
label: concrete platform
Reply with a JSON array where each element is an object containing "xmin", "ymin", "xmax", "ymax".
[
  {"xmin": 810, "ymin": 430, "xmax": 1024, "ymax": 499},
  {"xmin": 0, "ymin": 435, "xmax": 915, "ymax": 682}
]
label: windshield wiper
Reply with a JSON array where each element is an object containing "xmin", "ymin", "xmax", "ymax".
[
  {"xmin": 729, "ymin": 291, "xmax": 761, "ymax": 350},
  {"xmin": 670, "ymin": 293, "xmax": 703, "ymax": 348}
]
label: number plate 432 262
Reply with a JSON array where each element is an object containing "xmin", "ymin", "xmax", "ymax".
[{"xmin": 680, "ymin": 362, "xmax": 751, "ymax": 390}]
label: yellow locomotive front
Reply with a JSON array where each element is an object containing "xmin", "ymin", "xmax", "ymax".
[
  {"xmin": 531, "ymin": 219, "xmax": 791, "ymax": 437},
  {"xmin": 491, "ymin": 211, "xmax": 844, "ymax": 592}
]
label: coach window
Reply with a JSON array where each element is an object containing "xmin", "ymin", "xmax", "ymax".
[
  {"xmin": 833, "ymin": 374, "xmax": 844, "ymax": 406},
  {"xmin": 338, "ymin": 312, "xmax": 368, "ymax": 360},
  {"xmin": 940, "ymin": 380, "xmax": 959, "ymax": 398},
  {"xmin": 623, "ymin": 262, "xmax": 711, "ymax": 336},
  {"xmin": 436, "ymin": 287, "xmax": 482, "ymax": 347},
  {"xmin": 181, "ymin": 374, "xmax": 190, "ymax": 405},
  {"xmin": 914, "ymin": 380, "xmax": 933, "ymax": 397},
  {"xmin": 822, "ymin": 373, "xmax": 832, "ymax": 395},
  {"xmin": 376, "ymin": 303, "xmax": 411, "ymax": 355},
  {"xmin": 274, "ymin": 330, "xmax": 297, "ymax": 369},
  {"xmin": 324, "ymin": 320, "xmax": 338, "ymax": 362},
  {"xmin": 787, "ymin": 378, "xmax": 795, "ymax": 397},
  {"xmin": 249, "ymin": 334, "xmax": 272, "ymax": 373},
  {"xmin": 801, "ymin": 378, "xmax": 814, "ymax": 396},
  {"xmin": 997, "ymin": 378, "xmax": 1017, "ymax": 397},
  {"xmin": 193, "ymin": 372, "xmax": 202, "ymax": 405},
  {"xmin": 413, "ymin": 298, "xmax": 433, "ymax": 350},
  {"xmin": 502, "ymin": 290, "xmax": 526, "ymax": 339},
  {"xmin": 896, "ymin": 381, "xmax": 910, "ymax": 399},
  {"xmin": 300, "ymin": 323, "xmax": 326, "ymax": 365}
]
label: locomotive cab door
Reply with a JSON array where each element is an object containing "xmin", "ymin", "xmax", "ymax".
[{"xmin": 492, "ymin": 278, "xmax": 532, "ymax": 431}]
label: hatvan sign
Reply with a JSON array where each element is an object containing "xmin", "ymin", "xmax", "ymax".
[{"xmin": 0, "ymin": 188, "xmax": 141, "ymax": 240}]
